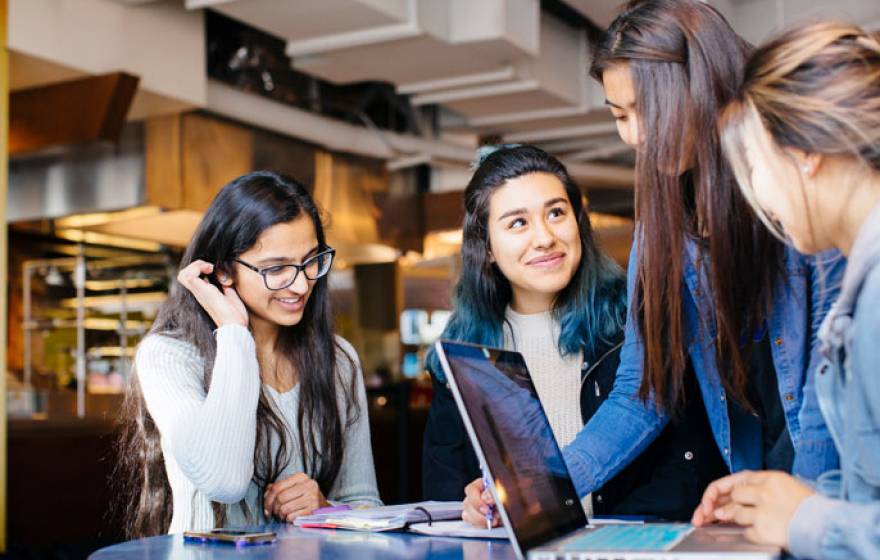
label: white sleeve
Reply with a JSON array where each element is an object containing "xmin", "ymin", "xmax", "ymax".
[
  {"xmin": 135, "ymin": 325, "xmax": 261, "ymax": 503},
  {"xmin": 326, "ymin": 338, "xmax": 383, "ymax": 506}
]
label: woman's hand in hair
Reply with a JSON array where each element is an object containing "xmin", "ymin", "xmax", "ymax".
[
  {"xmin": 176, "ymin": 260, "xmax": 248, "ymax": 328},
  {"xmin": 692, "ymin": 470, "xmax": 815, "ymax": 548},
  {"xmin": 462, "ymin": 477, "xmax": 501, "ymax": 528},
  {"xmin": 263, "ymin": 472, "xmax": 330, "ymax": 523}
]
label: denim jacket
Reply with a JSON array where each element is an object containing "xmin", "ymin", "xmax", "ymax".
[
  {"xmin": 788, "ymin": 203, "xmax": 880, "ymax": 560},
  {"xmin": 563, "ymin": 237, "xmax": 844, "ymax": 497}
]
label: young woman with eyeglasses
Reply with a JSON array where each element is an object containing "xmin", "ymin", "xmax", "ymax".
[{"xmin": 117, "ymin": 171, "xmax": 381, "ymax": 537}]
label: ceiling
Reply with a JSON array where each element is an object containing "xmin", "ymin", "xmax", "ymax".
[
  {"xmin": 183, "ymin": 0, "xmax": 878, "ymax": 176},
  {"xmin": 10, "ymin": 0, "xmax": 879, "ymax": 259},
  {"xmin": 188, "ymin": 0, "xmax": 632, "ymax": 170},
  {"xmin": 17, "ymin": 0, "xmax": 880, "ymax": 187}
]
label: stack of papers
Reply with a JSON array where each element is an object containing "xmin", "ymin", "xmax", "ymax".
[{"xmin": 294, "ymin": 501, "xmax": 463, "ymax": 532}]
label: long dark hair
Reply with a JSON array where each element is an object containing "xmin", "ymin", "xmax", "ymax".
[
  {"xmin": 116, "ymin": 171, "xmax": 358, "ymax": 538},
  {"xmin": 591, "ymin": 0, "xmax": 784, "ymax": 413},
  {"xmin": 428, "ymin": 145, "xmax": 626, "ymax": 377}
]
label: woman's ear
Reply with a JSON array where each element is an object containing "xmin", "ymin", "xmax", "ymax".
[
  {"xmin": 216, "ymin": 268, "xmax": 234, "ymax": 287},
  {"xmin": 791, "ymin": 148, "xmax": 824, "ymax": 180},
  {"xmin": 803, "ymin": 153, "xmax": 824, "ymax": 179}
]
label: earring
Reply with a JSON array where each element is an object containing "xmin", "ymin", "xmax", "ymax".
[{"xmin": 802, "ymin": 164, "xmax": 810, "ymax": 174}]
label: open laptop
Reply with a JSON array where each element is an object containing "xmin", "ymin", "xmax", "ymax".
[{"xmin": 435, "ymin": 340, "xmax": 781, "ymax": 560}]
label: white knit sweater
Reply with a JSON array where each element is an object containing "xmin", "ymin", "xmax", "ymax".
[
  {"xmin": 503, "ymin": 308, "xmax": 592, "ymax": 514},
  {"xmin": 503, "ymin": 308, "xmax": 584, "ymax": 449},
  {"xmin": 134, "ymin": 324, "xmax": 381, "ymax": 534}
]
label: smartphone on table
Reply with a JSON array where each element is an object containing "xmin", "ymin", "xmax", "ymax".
[{"xmin": 183, "ymin": 529, "xmax": 276, "ymax": 546}]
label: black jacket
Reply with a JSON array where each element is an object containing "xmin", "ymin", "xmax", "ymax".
[{"xmin": 421, "ymin": 335, "xmax": 728, "ymax": 521}]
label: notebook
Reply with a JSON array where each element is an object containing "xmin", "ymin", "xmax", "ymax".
[{"xmin": 293, "ymin": 501, "xmax": 462, "ymax": 532}]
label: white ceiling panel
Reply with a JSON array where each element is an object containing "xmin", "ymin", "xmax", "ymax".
[{"xmin": 189, "ymin": 0, "xmax": 410, "ymax": 42}]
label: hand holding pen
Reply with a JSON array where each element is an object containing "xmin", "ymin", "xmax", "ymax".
[
  {"xmin": 462, "ymin": 476, "xmax": 500, "ymax": 529},
  {"xmin": 482, "ymin": 470, "xmax": 495, "ymax": 529}
]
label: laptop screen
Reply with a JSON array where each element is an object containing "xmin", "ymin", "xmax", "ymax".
[{"xmin": 439, "ymin": 341, "xmax": 587, "ymax": 552}]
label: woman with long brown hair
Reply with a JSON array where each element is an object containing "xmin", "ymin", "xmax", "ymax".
[
  {"xmin": 116, "ymin": 171, "xmax": 381, "ymax": 537},
  {"xmin": 554, "ymin": 0, "xmax": 843, "ymax": 504},
  {"xmin": 693, "ymin": 22, "xmax": 880, "ymax": 559}
]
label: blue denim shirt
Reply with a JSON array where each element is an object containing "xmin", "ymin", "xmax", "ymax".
[
  {"xmin": 563, "ymin": 238, "xmax": 844, "ymax": 496},
  {"xmin": 788, "ymin": 203, "xmax": 880, "ymax": 560}
]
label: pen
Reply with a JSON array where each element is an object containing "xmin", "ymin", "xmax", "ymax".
[{"xmin": 481, "ymin": 467, "xmax": 494, "ymax": 530}]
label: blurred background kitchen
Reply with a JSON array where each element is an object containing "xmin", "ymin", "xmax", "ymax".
[{"xmin": 2, "ymin": 0, "xmax": 878, "ymax": 558}]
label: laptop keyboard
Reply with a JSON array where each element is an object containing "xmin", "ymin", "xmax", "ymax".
[{"xmin": 560, "ymin": 524, "xmax": 694, "ymax": 552}]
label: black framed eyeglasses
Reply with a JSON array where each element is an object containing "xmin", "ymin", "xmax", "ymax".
[{"xmin": 234, "ymin": 247, "xmax": 336, "ymax": 291}]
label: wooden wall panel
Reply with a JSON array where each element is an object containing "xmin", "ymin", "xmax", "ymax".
[
  {"xmin": 144, "ymin": 113, "xmax": 183, "ymax": 209},
  {"xmin": 423, "ymin": 191, "xmax": 465, "ymax": 233},
  {"xmin": 252, "ymin": 128, "xmax": 316, "ymax": 192},
  {"xmin": 181, "ymin": 113, "xmax": 253, "ymax": 212}
]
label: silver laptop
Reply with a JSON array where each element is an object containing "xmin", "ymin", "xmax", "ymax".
[{"xmin": 435, "ymin": 340, "xmax": 781, "ymax": 560}]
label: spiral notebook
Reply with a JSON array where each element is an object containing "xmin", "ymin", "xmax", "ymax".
[{"xmin": 294, "ymin": 501, "xmax": 464, "ymax": 532}]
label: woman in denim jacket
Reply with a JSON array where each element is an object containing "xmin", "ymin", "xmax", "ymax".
[
  {"xmin": 552, "ymin": 0, "xmax": 844, "ymax": 512},
  {"xmin": 692, "ymin": 22, "xmax": 880, "ymax": 559}
]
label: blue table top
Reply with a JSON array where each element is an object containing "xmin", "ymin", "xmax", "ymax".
[{"xmin": 89, "ymin": 524, "xmax": 517, "ymax": 560}]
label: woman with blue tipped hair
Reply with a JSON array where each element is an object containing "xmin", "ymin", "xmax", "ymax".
[{"xmin": 422, "ymin": 145, "xmax": 727, "ymax": 524}]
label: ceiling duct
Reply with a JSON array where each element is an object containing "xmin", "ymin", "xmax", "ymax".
[{"xmin": 8, "ymin": 123, "xmax": 147, "ymax": 224}]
